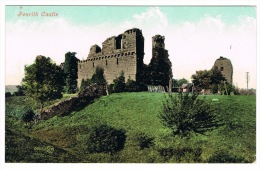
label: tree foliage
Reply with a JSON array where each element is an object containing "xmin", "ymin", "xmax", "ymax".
[
  {"xmin": 112, "ymin": 72, "xmax": 125, "ymax": 93},
  {"xmin": 148, "ymin": 53, "xmax": 172, "ymax": 88},
  {"xmin": 91, "ymin": 66, "xmax": 107, "ymax": 85},
  {"xmin": 191, "ymin": 67, "xmax": 227, "ymax": 93},
  {"xmin": 86, "ymin": 124, "xmax": 126, "ymax": 154},
  {"xmin": 64, "ymin": 52, "xmax": 79, "ymax": 94},
  {"xmin": 22, "ymin": 56, "xmax": 65, "ymax": 112},
  {"xmin": 21, "ymin": 109, "xmax": 35, "ymax": 125},
  {"xmin": 159, "ymin": 93, "xmax": 223, "ymax": 137},
  {"xmin": 175, "ymin": 78, "xmax": 189, "ymax": 87}
]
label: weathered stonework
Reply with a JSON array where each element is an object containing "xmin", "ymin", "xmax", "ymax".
[
  {"xmin": 213, "ymin": 56, "xmax": 233, "ymax": 84},
  {"xmin": 77, "ymin": 28, "xmax": 144, "ymax": 88}
]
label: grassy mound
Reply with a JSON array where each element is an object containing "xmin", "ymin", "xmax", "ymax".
[{"xmin": 5, "ymin": 92, "xmax": 256, "ymax": 163}]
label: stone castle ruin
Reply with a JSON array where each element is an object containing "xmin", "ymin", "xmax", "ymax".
[
  {"xmin": 213, "ymin": 56, "xmax": 233, "ymax": 84},
  {"xmin": 77, "ymin": 28, "xmax": 145, "ymax": 88}
]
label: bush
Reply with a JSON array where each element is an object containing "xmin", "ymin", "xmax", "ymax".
[
  {"xmin": 5, "ymin": 92, "xmax": 12, "ymax": 97},
  {"xmin": 86, "ymin": 124, "xmax": 126, "ymax": 154},
  {"xmin": 136, "ymin": 132, "xmax": 154, "ymax": 149},
  {"xmin": 21, "ymin": 109, "xmax": 35, "ymax": 127},
  {"xmin": 112, "ymin": 72, "xmax": 125, "ymax": 93},
  {"xmin": 159, "ymin": 93, "xmax": 223, "ymax": 137},
  {"xmin": 159, "ymin": 146, "xmax": 202, "ymax": 163},
  {"xmin": 208, "ymin": 150, "xmax": 249, "ymax": 163},
  {"xmin": 125, "ymin": 79, "xmax": 138, "ymax": 92}
]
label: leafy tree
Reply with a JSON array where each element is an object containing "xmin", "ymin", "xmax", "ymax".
[
  {"xmin": 80, "ymin": 79, "xmax": 92, "ymax": 91},
  {"xmin": 191, "ymin": 67, "xmax": 227, "ymax": 94},
  {"xmin": 125, "ymin": 79, "xmax": 138, "ymax": 92},
  {"xmin": 159, "ymin": 93, "xmax": 223, "ymax": 137},
  {"xmin": 86, "ymin": 124, "xmax": 126, "ymax": 154},
  {"xmin": 112, "ymin": 71, "xmax": 125, "ymax": 93},
  {"xmin": 22, "ymin": 56, "xmax": 65, "ymax": 112},
  {"xmin": 5, "ymin": 92, "xmax": 12, "ymax": 97},
  {"xmin": 191, "ymin": 70, "xmax": 211, "ymax": 90},
  {"xmin": 176, "ymin": 78, "xmax": 189, "ymax": 87},
  {"xmin": 15, "ymin": 85, "xmax": 26, "ymax": 96},
  {"xmin": 64, "ymin": 52, "xmax": 79, "ymax": 94},
  {"xmin": 91, "ymin": 66, "xmax": 106, "ymax": 85},
  {"xmin": 21, "ymin": 109, "xmax": 35, "ymax": 125},
  {"xmin": 148, "ymin": 53, "xmax": 172, "ymax": 88}
]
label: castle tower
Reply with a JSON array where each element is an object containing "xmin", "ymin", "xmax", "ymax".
[
  {"xmin": 213, "ymin": 56, "xmax": 233, "ymax": 84},
  {"xmin": 77, "ymin": 28, "xmax": 145, "ymax": 88}
]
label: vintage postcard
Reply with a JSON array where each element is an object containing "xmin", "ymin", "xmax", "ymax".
[{"xmin": 1, "ymin": 0, "xmax": 259, "ymax": 170}]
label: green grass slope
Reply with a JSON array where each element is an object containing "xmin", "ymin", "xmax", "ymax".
[{"xmin": 6, "ymin": 92, "xmax": 256, "ymax": 163}]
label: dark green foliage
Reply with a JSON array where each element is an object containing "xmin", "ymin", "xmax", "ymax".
[
  {"xmin": 5, "ymin": 129, "xmax": 82, "ymax": 163},
  {"xmin": 208, "ymin": 150, "xmax": 249, "ymax": 163},
  {"xmin": 175, "ymin": 78, "xmax": 189, "ymax": 87},
  {"xmin": 21, "ymin": 109, "xmax": 35, "ymax": 125},
  {"xmin": 80, "ymin": 79, "xmax": 92, "ymax": 91},
  {"xmin": 136, "ymin": 132, "xmax": 154, "ymax": 149},
  {"xmin": 86, "ymin": 124, "xmax": 126, "ymax": 154},
  {"xmin": 5, "ymin": 92, "xmax": 12, "ymax": 97},
  {"xmin": 22, "ymin": 56, "xmax": 65, "ymax": 112},
  {"xmin": 125, "ymin": 79, "xmax": 138, "ymax": 92},
  {"xmin": 64, "ymin": 52, "xmax": 79, "ymax": 94},
  {"xmin": 191, "ymin": 67, "xmax": 227, "ymax": 94},
  {"xmin": 91, "ymin": 66, "xmax": 107, "ymax": 85},
  {"xmin": 159, "ymin": 146, "xmax": 202, "ymax": 162},
  {"xmin": 159, "ymin": 93, "xmax": 223, "ymax": 137},
  {"xmin": 15, "ymin": 85, "xmax": 26, "ymax": 96},
  {"xmin": 148, "ymin": 54, "xmax": 172, "ymax": 88},
  {"xmin": 112, "ymin": 72, "xmax": 125, "ymax": 93}
]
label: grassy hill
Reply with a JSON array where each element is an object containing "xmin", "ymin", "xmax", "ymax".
[{"xmin": 5, "ymin": 92, "xmax": 256, "ymax": 163}]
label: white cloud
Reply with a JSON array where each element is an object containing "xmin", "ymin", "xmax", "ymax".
[{"xmin": 6, "ymin": 8, "xmax": 256, "ymax": 89}]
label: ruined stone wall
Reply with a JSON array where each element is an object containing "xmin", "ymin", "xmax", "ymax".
[
  {"xmin": 213, "ymin": 56, "xmax": 233, "ymax": 84},
  {"xmin": 78, "ymin": 28, "xmax": 144, "ymax": 88}
]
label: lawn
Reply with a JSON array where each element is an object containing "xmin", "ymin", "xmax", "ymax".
[{"xmin": 5, "ymin": 92, "xmax": 256, "ymax": 163}]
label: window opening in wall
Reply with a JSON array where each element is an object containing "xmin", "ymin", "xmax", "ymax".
[
  {"xmin": 93, "ymin": 62, "xmax": 94, "ymax": 67},
  {"xmin": 220, "ymin": 67, "xmax": 224, "ymax": 71},
  {"xmin": 106, "ymin": 60, "xmax": 108, "ymax": 66}
]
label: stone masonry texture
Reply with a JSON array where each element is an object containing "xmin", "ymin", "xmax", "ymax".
[
  {"xmin": 77, "ymin": 28, "xmax": 144, "ymax": 88},
  {"xmin": 213, "ymin": 56, "xmax": 233, "ymax": 84}
]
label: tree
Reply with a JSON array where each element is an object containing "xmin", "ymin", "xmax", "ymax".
[
  {"xmin": 21, "ymin": 109, "xmax": 35, "ymax": 125},
  {"xmin": 191, "ymin": 67, "xmax": 227, "ymax": 94},
  {"xmin": 22, "ymin": 56, "xmax": 65, "ymax": 112},
  {"xmin": 15, "ymin": 85, "xmax": 26, "ymax": 96},
  {"xmin": 191, "ymin": 70, "xmax": 211, "ymax": 90},
  {"xmin": 125, "ymin": 79, "xmax": 138, "ymax": 92},
  {"xmin": 159, "ymin": 93, "xmax": 223, "ymax": 137},
  {"xmin": 64, "ymin": 52, "xmax": 79, "ymax": 94},
  {"xmin": 112, "ymin": 71, "xmax": 125, "ymax": 93},
  {"xmin": 176, "ymin": 78, "xmax": 189, "ymax": 87},
  {"xmin": 91, "ymin": 66, "xmax": 107, "ymax": 85}
]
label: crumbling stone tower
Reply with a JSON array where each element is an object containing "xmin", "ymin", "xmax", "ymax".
[
  {"xmin": 77, "ymin": 28, "xmax": 144, "ymax": 88},
  {"xmin": 148, "ymin": 35, "xmax": 172, "ymax": 88},
  {"xmin": 213, "ymin": 56, "xmax": 233, "ymax": 84}
]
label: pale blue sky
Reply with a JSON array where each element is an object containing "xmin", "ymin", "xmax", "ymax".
[
  {"xmin": 6, "ymin": 6, "xmax": 256, "ymax": 24},
  {"xmin": 5, "ymin": 6, "xmax": 257, "ymax": 89}
]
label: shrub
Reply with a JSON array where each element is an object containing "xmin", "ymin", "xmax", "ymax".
[
  {"xmin": 158, "ymin": 146, "xmax": 202, "ymax": 163},
  {"xmin": 125, "ymin": 79, "xmax": 138, "ymax": 92},
  {"xmin": 5, "ymin": 92, "xmax": 12, "ymax": 97},
  {"xmin": 208, "ymin": 150, "xmax": 249, "ymax": 163},
  {"xmin": 159, "ymin": 93, "xmax": 223, "ymax": 137},
  {"xmin": 112, "ymin": 72, "xmax": 125, "ymax": 93},
  {"xmin": 21, "ymin": 109, "xmax": 35, "ymax": 128},
  {"xmin": 86, "ymin": 124, "xmax": 126, "ymax": 154},
  {"xmin": 136, "ymin": 132, "xmax": 154, "ymax": 149}
]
